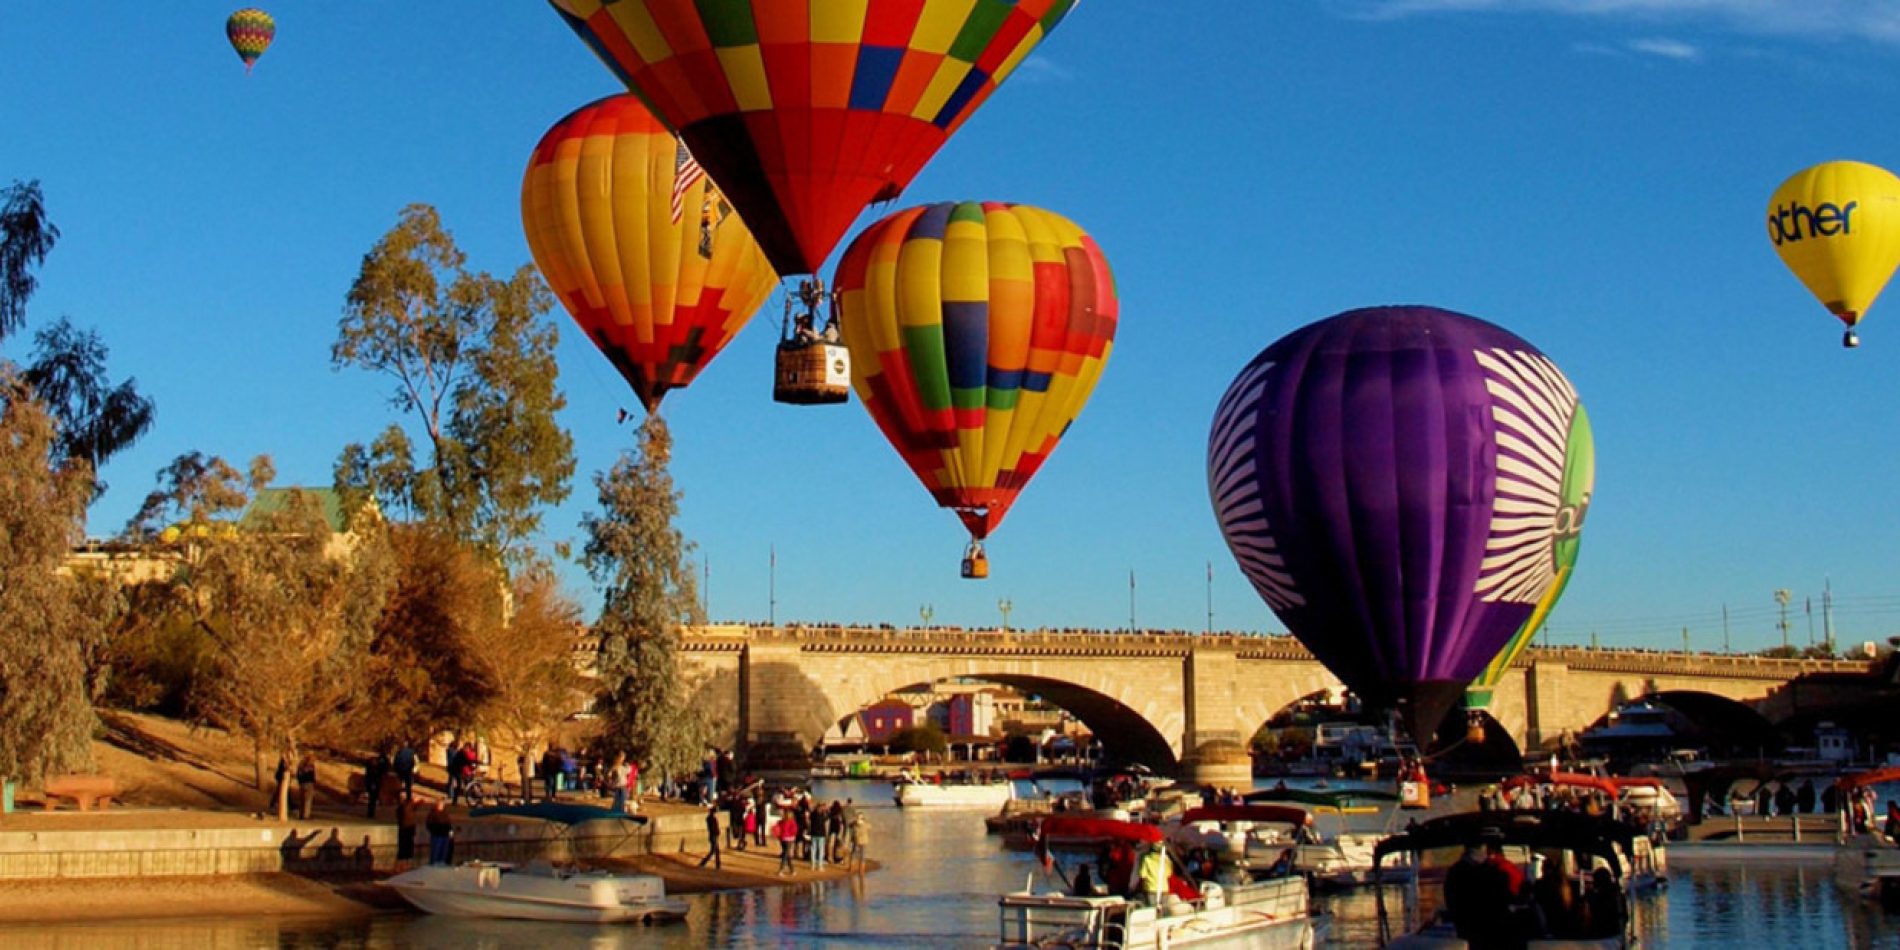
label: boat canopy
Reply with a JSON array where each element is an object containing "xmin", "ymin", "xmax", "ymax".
[
  {"xmin": 1372, "ymin": 811, "xmax": 1634, "ymax": 875},
  {"xmin": 1040, "ymin": 816, "xmax": 1165, "ymax": 845},
  {"xmin": 468, "ymin": 802, "xmax": 650, "ymax": 826},
  {"xmin": 1179, "ymin": 804, "xmax": 1310, "ymax": 826},
  {"xmin": 1246, "ymin": 787, "xmax": 1400, "ymax": 809},
  {"xmin": 1834, "ymin": 766, "xmax": 1900, "ymax": 792},
  {"xmin": 1500, "ymin": 771, "xmax": 1620, "ymax": 799}
]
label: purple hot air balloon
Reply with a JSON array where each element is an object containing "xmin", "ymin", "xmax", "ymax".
[{"xmin": 1208, "ymin": 306, "xmax": 1592, "ymax": 745}]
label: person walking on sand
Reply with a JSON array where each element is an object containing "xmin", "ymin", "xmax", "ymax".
[
  {"xmin": 774, "ymin": 810, "xmax": 798, "ymax": 876},
  {"xmin": 698, "ymin": 804, "xmax": 723, "ymax": 869},
  {"xmin": 426, "ymin": 800, "xmax": 455, "ymax": 866},
  {"xmin": 295, "ymin": 752, "xmax": 319, "ymax": 820}
]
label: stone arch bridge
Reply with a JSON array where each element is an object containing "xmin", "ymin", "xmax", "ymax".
[{"xmin": 678, "ymin": 625, "xmax": 1866, "ymax": 784}]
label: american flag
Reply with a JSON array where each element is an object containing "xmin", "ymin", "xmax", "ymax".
[{"xmin": 670, "ymin": 140, "xmax": 705, "ymax": 224}]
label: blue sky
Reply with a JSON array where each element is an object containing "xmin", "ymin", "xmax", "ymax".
[{"xmin": 4, "ymin": 2, "xmax": 1899, "ymax": 652}]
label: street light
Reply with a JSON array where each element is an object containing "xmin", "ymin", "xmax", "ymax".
[
  {"xmin": 1774, "ymin": 589, "xmax": 1793, "ymax": 650},
  {"xmin": 919, "ymin": 604, "xmax": 934, "ymax": 628},
  {"xmin": 998, "ymin": 598, "xmax": 1014, "ymax": 633}
]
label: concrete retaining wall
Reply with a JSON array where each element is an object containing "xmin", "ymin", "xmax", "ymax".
[{"xmin": 0, "ymin": 811, "xmax": 708, "ymax": 880}]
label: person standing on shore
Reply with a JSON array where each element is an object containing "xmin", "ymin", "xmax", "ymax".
[
  {"xmin": 365, "ymin": 749, "xmax": 390, "ymax": 819},
  {"xmin": 774, "ymin": 810, "xmax": 798, "ymax": 876},
  {"xmin": 697, "ymin": 804, "xmax": 722, "ymax": 869},
  {"xmin": 395, "ymin": 795, "xmax": 419, "ymax": 869},
  {"xmin": 393, "ymin": 742, "xmax": 417, "ymax": 800},
  {"xmin": 607, "ymin": 753, "xmax": 629, "ymax": 813},
  {"xmin": 295, "ymin": 753, "xmax": 318, "ymax": 820},
  {"xmin": 426, "ymin": 800, "xmax": 455, "ymax": 866},
  {"xmin": 540, "ymin": 747, "xmax": 562, "ymax": 801},
  {"xmin": 847, "ymin": 809, "xmax": 870, "ymax": 873}
]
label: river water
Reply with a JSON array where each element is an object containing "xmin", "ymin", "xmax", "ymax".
[{"xmin": 5, "ymin": 779, "xmax": 1896, "ymax": 949}]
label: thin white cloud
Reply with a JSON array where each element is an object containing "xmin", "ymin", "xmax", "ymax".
[
  {"xmin": 1332, "ymin": 0, "xmax": 1900, "ymax": 45},
  {"xmin": 1626, "ymin": 36, "xmax": 1702, "ymax": 59},
  {"xmin": 1010, "ymin": 56, "xmax": 1075, "ymax": 84}
]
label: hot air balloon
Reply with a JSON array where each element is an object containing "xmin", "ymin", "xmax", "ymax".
[
  {"xmin": 522, "ymin": 95, "xmax": 778, "ymax": 414},
  {"xmin": 226, "ymin": 8, "xmax": 275, "ymax": 72},
  {"xmin": 836, "ymin": 201, "xmax": 1116, "ymax": 578},
  {"xmin": 545, "ymin": 0, "xmax": 1080, "ymax": 278},
  {"xmin": 1208, "ymin": 306, "xmax": 1593, "ymax": 746},
  {"xmin": 1464, "ymin": 404, "xmax": 1593, "ymax": 743},
  {"xmin": 1768, "ymin": 160, "xmax": 1900, "ymax": 348}
]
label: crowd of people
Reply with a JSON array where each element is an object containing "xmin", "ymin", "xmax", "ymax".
[{"xmin": 695, "ymin": 782, "xmax": 871, "ymax": 876}]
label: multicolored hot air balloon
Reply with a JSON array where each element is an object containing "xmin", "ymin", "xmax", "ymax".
[
  {"xmin": 522, "ymin": 95, "xmax": 778, "ymax": 414},
  {"xmin": 836, "ymin": 201, "xmax": 1115, "ymax": 577},
  {"xmin": 226, "ymin": 8, "xmax": 275, "ymax": 72},
  {"xmin": 546, "ymin": 0, "xmax": 1080, "ymax": 276},
  {"xmin": 1768, "ymin": 160, "xmax": 1900, "ymax": 348},
  {"xmin": 1208, "ymin": 306, "xmax": 1593, "ymax": 745}
]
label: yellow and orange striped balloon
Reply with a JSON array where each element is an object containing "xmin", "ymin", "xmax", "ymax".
[{"xmin": 522, "ymin": 95, "xmax": 778, "ymax": 413}]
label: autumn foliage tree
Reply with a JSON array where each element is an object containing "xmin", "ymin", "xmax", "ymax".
[
  {"xmin": 183, "ymin": 489, "xmax": 394, "ymax": 819},
  {"xmin": 475, "ymin": 565, "xmax": 587, "ymax": 786}
]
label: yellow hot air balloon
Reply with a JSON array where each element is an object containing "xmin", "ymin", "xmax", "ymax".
[
  {"xmin": 522, "ymin": 95, "xmax": 778, "ymax": 413},
  {"xmin": 1768, "ymin": 160, "xmax": 1900, "ymax": 347}
]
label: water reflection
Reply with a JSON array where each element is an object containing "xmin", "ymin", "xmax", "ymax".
[{"xmin": 1, "ymin": 781, "xmax": 1894, "ymax": 948}]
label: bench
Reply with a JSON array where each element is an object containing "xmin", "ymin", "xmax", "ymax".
[{"xmin": 43, "ymin": 774, "xmax": 119, "ymax": 811}]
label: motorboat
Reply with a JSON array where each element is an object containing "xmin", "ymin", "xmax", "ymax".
[
  {"xmin": 1494, "ymin": 773, "xmax": 1668, "ymax": 893},
  {"xmin": 384, "ymin": 801, "xmax": 688, "ymax": 924},
  {"xmin": 1830, "ymin": 767, "xmax": 1900, "ymax": 910},
  {"xmin": 386, "ymin": 861, "xmax": 689, "ymax": 923},
  {"xmin": 1243, "ymin": 786, "xmax": 1415, "ymax": 888},
  {"xmin": 996, "ymin": 817, "xmax": 1328, "ymax": 949},
  {"xmin": 894, "ymin": 771, "xmax": 1014, "ymax": 808},
  {"xmin": 1373, "ymin": 811, "xmax": 1641, "ymax": 948},
  {"xmin": 1163, "ymin": 804, "xmax": 1311, "ymax": 876}
]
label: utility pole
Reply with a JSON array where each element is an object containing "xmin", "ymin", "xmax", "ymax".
[
  {"xmin": 1682, "ymin": 626, "xmax": 1691, "ymax": 655},
  {"xmin": 1774, "ymin": 589, "xmax": 1793, "ymax": 650},
  {"xmin": 1723, "ymin": 604, "xmax": 1731, "ymax": 654},
  {"xmin": 1590, "ymin": 631, "xmax": 1599, "ymax": 650},
  {"xmin": 1806, "ymin": 596, "xmax": 1815, "ymax": 647},
  {"xmin": 1205, "ymin": 561, "xmax": 1214, "ymax": 636},
  {"xmin": 1824, "ymin": 579, "xmax": 1835, "ymax": 652},
  {"xmin": 703, "ymin": 558, "xmax": 711, "ymax": 620},
  {"xmin": 768, "ymin": 545, "xmax": 777, "ymax": 628},
  {"xmin": 1128, "ymin": 571, "xmax": 1137, "ymax": 633}
]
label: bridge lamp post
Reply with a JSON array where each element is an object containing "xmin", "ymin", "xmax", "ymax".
[
  {"xmin": 919, "ymin": 604, "xmax": 934, "ymax": 628},
  {"xmin": 998, "ymin": 598, "xmax": 1014, "ymax": 634},
  {"xmin": 1774, "ymin": 589, "xmax": 1793, "ymax": 650}
]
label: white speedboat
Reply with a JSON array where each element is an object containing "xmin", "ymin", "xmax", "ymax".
[
  {"xmin": 1163, "ymin": 804, "xmax": 1308, "ymax": 871},
  {"xmin": 1297, "ymin": 832, "xmax": 1415, "ymax": 889},
  {"xmin": 385, "ymin": 861, "xmax": 689, "ymax": 923},
  {"xmin": 895, "ymin": 774, "xmax": 1014, "ymax": 808},
  {"xmin": 997, "ymin": 818, "xmax": 1327, "ymax": 949}
]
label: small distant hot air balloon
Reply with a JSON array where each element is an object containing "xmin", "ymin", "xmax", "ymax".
[
  {"xmin": 226, "ymin": 8, "xmax": 276, "ymax": 73},
  {"xmin": 521, "ymin": 95, "xmax": 778, "ymax": 414},
  {"xmin": 545, "ymin": 0, "xmax": 1081, "ymax": 278},
  {"xmin": 836, "ymin": 201, "xmax": 1116, "ymax": 578},
  {"xmin": 1768, "ymin": 160, "xmax": 1900, "ymax": 348},
  {"xmin": 1208, "ymin": 306, "xmax": 1592, "ymax": 747}
]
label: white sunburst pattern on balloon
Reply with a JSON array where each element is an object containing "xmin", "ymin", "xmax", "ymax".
[
  {"xmin": 1207, "ymin": 358, "xmax": 1305, "ymax": 611},
  {"xmin": 1472, "ymin": 348, "xmax": 1579, "ymax": 605}
]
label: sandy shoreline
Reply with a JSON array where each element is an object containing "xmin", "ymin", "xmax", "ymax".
[{"xmin": 0, "ymin": 850, "xmax": 880, "ymax": 925}]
